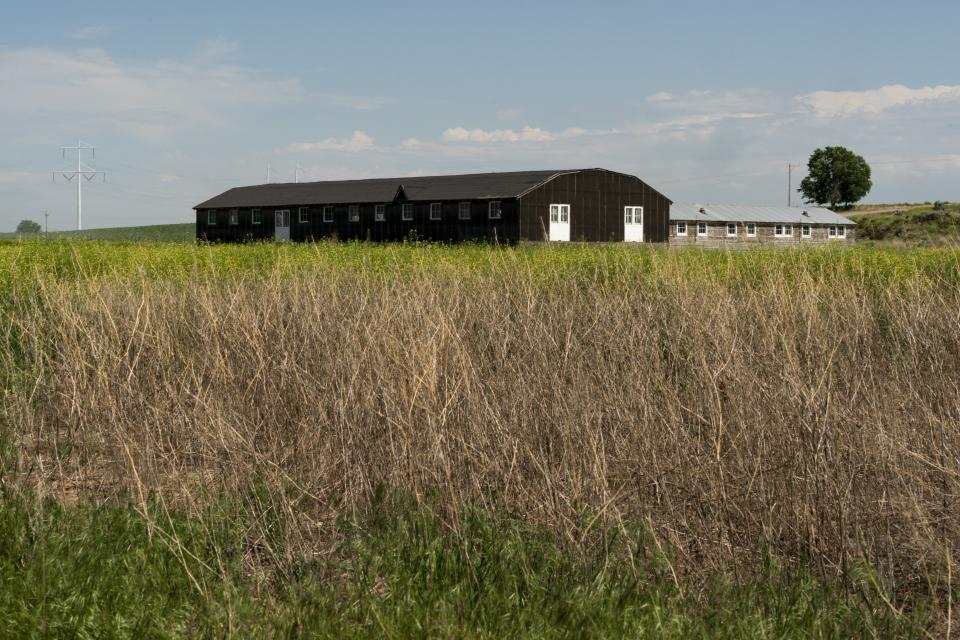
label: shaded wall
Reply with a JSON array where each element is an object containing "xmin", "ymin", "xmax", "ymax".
[
  {"xmin": 197, "ymin": 199, "xmax": 520, "ymax": 243},
  {"xmin": 518, "ymin": 169, "xmax": 671, "ymax": 242}
]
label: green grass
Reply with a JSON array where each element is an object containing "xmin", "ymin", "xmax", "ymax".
[
  {"xmin": 0, "ymin": 488, "xmax": 923, "ymax": 639},
  {"xmin": 850, "ymin": 203, "xmax": 960, "ymax": 244},
  {"xmin": 0, "ymin": 239, "xmax": 954, "ymax": 637},
  {"xmin": 0, "ymin": 222, "xmax": 195, "ymax": 243},
  {"xmin": 0, "ymin": 239, "xmax": 958, "ymax": 292}
]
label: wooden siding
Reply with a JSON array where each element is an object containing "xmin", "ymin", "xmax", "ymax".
[
  {"xmin": 197, "ymin": 199, "xmax": 521, "ymax": 243},
  {"xmin": 196, "ymin": 207, "xmax": 273, "ymax": 243},
  {"xmin": 517, "ymin": 169, "xmax": 671, "ymax": 243}
]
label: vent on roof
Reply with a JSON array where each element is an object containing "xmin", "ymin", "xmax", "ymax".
[
  {"xmin": 802, "ymin": 210, "xmax": 810, "ymax": 216},
  {"xmin": 698, "ymin": 207, "xmax": 706, "ymax": 214}
]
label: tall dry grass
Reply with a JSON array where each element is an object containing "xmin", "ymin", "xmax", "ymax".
[{"xmin": 3, "ymin": 254, "xmax": 959, "ymax": 619}]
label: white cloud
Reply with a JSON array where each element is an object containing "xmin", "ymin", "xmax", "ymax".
[
  {"xmin": 639, "ymin": 112, "xmax": 772, "ymax": 142},
  {"xmin": 68, "ymin": 26, "xmax": 109, "ymax": 40},
  {"xmin": 0, "ymin": 47, "xmax": 301, "ymax": 140},
  {"xmin": 647, "ymin": 91, "xmax": 675, "ymax": 104},
  {"xmin": 311, "ymin": 93, "xmax": 398, "ymax": 110},
  {"xmin": 645, "ymin": 89, "xmax": 774, "ymax": 113},
  {"xmin": 288, "ymin": 130, "xmax": 375, "ymax": 152},
  {"xmin": 198, "ymin": 37, "xmax": 240, "ymax": 58},
  {"xmin": 441, "ymin": 125, "xmax": 593, "ymax": 143},
  {"xmin": 639, "ymin": 89, "xmax": 780, "ymax": 141},
  {"xmin": 797, "ymin": 84, "xmax": 960, "ymax": 118}
]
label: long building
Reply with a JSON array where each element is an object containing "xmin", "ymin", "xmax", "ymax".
[
  {"xmin": 669, "ymin": 204, "xmax": 856, "ymax": 247},
  {"xmin": 193, "ymin": 168, "xmax": 672, "ymax": 244}
]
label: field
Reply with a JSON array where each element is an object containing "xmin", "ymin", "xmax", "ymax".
[
  {"xmin": 2, "ymin": 239, "xmax": 959, "ymax": 637},
  {"xmin": 1, "ymin": 222, "xmax": 195, "ymax": 243}
]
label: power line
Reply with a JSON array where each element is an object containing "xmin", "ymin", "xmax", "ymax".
[
  {"xmin": 867, "ymin": 155, "xmax": 960, "ymax": 166},
  {"xmin": 52, "ymin": 141, "xmax": 105, "ymax": 231},
  {"xmin": 97, "ymin": 159, "xmax": 239, "ymax": 185},
  {"xmin": 652, "ymin": 167, "xmax": 776, "ymax": 187}
]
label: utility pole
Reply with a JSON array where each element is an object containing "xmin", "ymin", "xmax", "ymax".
[
  {"xmin": 788, "ymin": 163, "xmax": 792, "ymax": 207},
  {"xmin": 44, "ymin": 210, "xmax": 48, "ymax": 233},
  {"xmin": 53, "ymin": 141, "xmax": 105, "ymax": 231},
  {"xmin": 294, "ymin": 163, "xmax": 302, "ymax": 184},
  {"xmin": 788, "ymin": 162, "xmax": 804, "ymax": 207}
]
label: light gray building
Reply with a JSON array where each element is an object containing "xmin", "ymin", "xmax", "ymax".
[{"xmin": 669, "ymin": 204, "xmax": 856, "ymax": 247}]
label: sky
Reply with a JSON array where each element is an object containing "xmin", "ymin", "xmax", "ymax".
[{"xmin": 2, "ymin": 0, "xmax": 959, "ymax": 231}]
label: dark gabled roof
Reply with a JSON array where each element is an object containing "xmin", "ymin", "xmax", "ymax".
[{"xmin": 194, "ymin": 169, "xmax": 602, "ymax": 209}]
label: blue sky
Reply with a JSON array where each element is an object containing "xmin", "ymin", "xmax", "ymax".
[{"xmin": 2, "ymin": 0, "xmax": 959, "ymax": 230}]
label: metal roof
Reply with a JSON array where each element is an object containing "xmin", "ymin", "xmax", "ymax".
[
  {"xmin": 670, "ymin": 203, "xmax": 856, "ymax": 226},
  {"xmin": 194, "ymin": 169, "xmax": 582, "ymax": 209}
]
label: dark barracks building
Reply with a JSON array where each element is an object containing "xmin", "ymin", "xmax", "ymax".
[{"xmin": 194, "ymin": 168, "xmax": 672, "ymax": 243}]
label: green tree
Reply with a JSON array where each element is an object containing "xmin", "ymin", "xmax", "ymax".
[
  {"xmin": 15, "ymin": 219, "xmax": 42, "ymax": 234},
  {"xmin": 799, "ymin": 146, "xmax": 872, "ymax": 209}
]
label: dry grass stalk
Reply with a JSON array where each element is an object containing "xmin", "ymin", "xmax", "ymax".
[{"xmin": 4, "ymin": 263, "xmax": 959, "ymax": 617}]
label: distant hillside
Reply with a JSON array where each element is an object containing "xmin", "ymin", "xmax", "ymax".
[
  {"xmin": 1, "ymin": 223, "xmax": 195, "ymax": 243},
  {"xmin": 850, "ymin": 202, "xmax": 960, "ymax": 244},
  {"xmin": 848, "ymin": 203, "xmax": 931, "ymax": 216}
]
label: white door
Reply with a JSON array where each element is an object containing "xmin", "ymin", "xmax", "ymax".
[
  {"xmin": 274, "ymin": 209, "xmax": 290, "ymax": 242},
  {"xmin": 624, "ymin": 206, "xmax": 644, "ymax": 242},
  {"xmin": 549, "ymin": 204, "xmax": 570, "ymax": 242}
]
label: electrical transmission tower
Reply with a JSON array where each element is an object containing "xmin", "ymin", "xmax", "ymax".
[{"xmin": 53, "ymin": 141, "xmax": 105, "ymax": 231}]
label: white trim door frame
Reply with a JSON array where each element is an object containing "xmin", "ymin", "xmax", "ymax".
[
  {"xmin": 624, "ymin": 206, "xmax": 644, "ymax": 242},
  {"xmin": 549, "ymin": 203, "xmax": 570, "ymax": 242},
  {"xmin": 274, "ymin": 209, "xmax": 290, "ymax": 242}
]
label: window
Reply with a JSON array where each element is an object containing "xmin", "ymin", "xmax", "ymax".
[
  {"xmin": 550, "ymin": 204, "xmax": 571, "ymax": 223},
  {"xmin": 402, "ymin": 203, "xmax": 414, "ymax": 221},
  {"xmin": 488, "ymin": 200, "xmax": 502, "ymax": 219},
  {"xmin": 430, "ymin": 203, "xmax": 442, "ymax": 221},
  {"xmin": 459, "ymin": 202, "xmax": 471, "ymax": 220},
  {"xmin": 746, "ymin": 223, "xmax": 756, "ymax": 237},
  {"xmin": 802, "ymin": 224, "xmax": 811, "ymax": 238},
  {"xmin": 837, "ymin": 226, "xmax": 846, "ymax": 238},
  {"xmin": 375, "ymin": 204, "xmax": 386, "ymax": 222},
  {"xmin": 349, "ymin": 205, "xmax": 360, "ymax": 222},
  {"xmin": 828, "ymin": 225, "xmax": 837, "ymax": 238},
  {"xmin": 298, "ymin": 207, "xmax": 309, "ymax": 223},
  {"xmin": 624, "ymin": 206, "xmax": 643, "ymax": 225},
  {"xmin": 726, "ymin": 223, "xmax": 737, "ymax": 237},
  {"xmin": 697, "ymin": 221, "xmax": 707, "ymax": 236},
  {"xmin": 252, "ymin": 209, "xmax": 262, "ymax": 225},
  {"xmin": 676, "ymin": 222, "xmax": 687, "ymax": 236},
  {"xmin": 775, "ymin": 224, "xmax": 793, "ymax": 237},
  {"xmin": 207, "ymin": 210, "xmax": 216, "ymax": 225},
  {"xmin": 323, "ymin": 206, "xmax": 334, "ymax": 223},
  {"xmin": 229, "ymin": 209, "xmax": 239, "ymax": 225}
]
